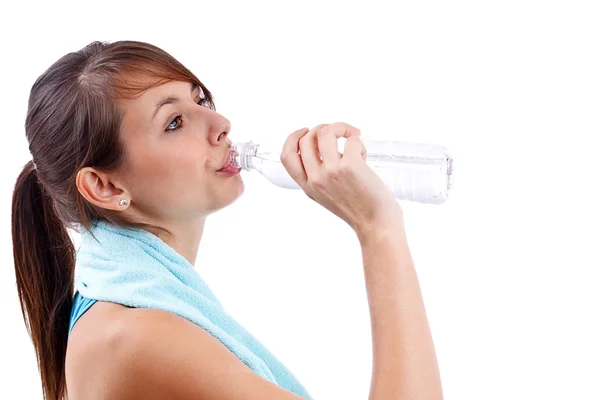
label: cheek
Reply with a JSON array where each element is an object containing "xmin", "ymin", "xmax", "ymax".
[
  {"xmin": 129, "ymin": 144, "xmax": 213, "ymax": 200},
  {"xmin": 137, "ymin": 145, "xmax": 201, "ymax": 178},
  {"xmin": 162, "ymin": 155, "xmax": 214, "ymax": 199}
]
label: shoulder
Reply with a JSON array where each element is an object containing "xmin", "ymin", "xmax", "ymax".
[
  {"xmin": 65, "ymin": 302, "xmax": 307, "ymax": 400},
  {"xmin": 65, "ymin": 301, "xmax": 128, "ymax": 398}
]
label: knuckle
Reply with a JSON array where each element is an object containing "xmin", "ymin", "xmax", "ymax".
[
  {"xmin": 307, "ymin": 177, "xmax": 326, "ymax": 190},
  {"xmin": 337, "ymin": 121, "xmax": 360, "ymax": 135},
  {"xmin": 323, "ymin": 164, "xmax": 338, "ymax": 179},
  {"xmin": 339, "ymin": 160, "xmax": 355, "ymax": 174}
]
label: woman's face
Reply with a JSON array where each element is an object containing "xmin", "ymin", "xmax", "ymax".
[{"xmin": 117, "ymin": 79, "xmax": 244, "ymax": 224}]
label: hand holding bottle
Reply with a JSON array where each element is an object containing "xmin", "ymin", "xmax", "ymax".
[{"xmin": 280, "ymin": 122, "xmax": 404, "ymax": 234}]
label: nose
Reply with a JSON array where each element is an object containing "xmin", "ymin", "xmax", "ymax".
[{"xmin": 209, "ymin": 118, "xmax": 232, "ymax": 146}]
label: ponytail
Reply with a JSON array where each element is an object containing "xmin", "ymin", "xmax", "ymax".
[
  {"xmin": 11, "ymin": 160, "xmax": 75, "ymax": 400},
  {"xmin": 16, "ymin": 39, "xmax": 219, "ymax": 398}
]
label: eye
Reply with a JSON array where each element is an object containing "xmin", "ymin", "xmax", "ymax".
[
  {"xmin": 165, "ymin": 98, "xmax": 212, "ymax": 133},
  {"xmin": 197, "ymin": 98, "xmax": 211, "ymax": 107},
  {"xmin": 166, "ymin": 114, "xmax": 183, "ymax": 132}
]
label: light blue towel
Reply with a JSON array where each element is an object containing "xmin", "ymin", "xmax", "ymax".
[{"xmin": 74, "ymin": 219, "xmax": 312, "ymax": 399}]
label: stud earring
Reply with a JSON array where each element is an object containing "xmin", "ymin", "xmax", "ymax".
[{"xmin": 119, "ymin": 199, "xmax": 129, "ymax": 206}]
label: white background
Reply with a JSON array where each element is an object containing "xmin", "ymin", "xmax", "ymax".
[{"xmin": 1, "ymin": 0, "xmax": 599, "ymax": 399}]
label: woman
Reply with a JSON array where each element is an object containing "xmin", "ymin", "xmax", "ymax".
[{"xmin": 11, "ymin": 40, "xmax": 442, "ymax": 399}]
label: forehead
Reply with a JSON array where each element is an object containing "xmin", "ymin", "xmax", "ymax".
[
  {"xmin": 122, "ymin": 80, "xmax": 194, "ymax": 110},
  {"xmin": 118, "ymin": 80, "xmax": 197, "ymax": 126}
]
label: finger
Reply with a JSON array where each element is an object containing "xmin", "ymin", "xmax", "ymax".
[
  {"xmin": 342, "ymin": 135, "xmax": 367, "ymax": 163},
  {"xmin": 318, "ymin": 122, "xmax": 361, "ymax": 167},
  {"xmin": 299, "ymin": 124, "xmax": 329, "ymax": 179},
  {"xmin": 330, "ymin": 122, "xmax": 362, "ymax": 138},
  {"xmin": 317, "ymin": 125, "xmax": 342, "ymax": 167},
  {"xmin": 281, "ymin": 127, "xmax": 310, "ymax": 184}
]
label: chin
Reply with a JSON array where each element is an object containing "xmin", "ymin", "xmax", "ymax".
[
  {"xmin": 228, "ymin": 178, "xmax": 245, "ymax": 203},
  {"xmin": 216, "ymin": 176, "xmax": 245, "ymax": 210}
]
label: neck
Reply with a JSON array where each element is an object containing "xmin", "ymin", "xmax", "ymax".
[{"xmin": 144, "ymin": 217, "xmax": 206, "ymax": 267}]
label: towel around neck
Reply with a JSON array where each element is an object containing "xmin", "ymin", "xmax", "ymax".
[{"xmin": 74, "ymin": 219, "xmax": 312, "ymax": 399}]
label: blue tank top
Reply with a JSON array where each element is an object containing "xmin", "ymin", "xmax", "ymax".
[{"xmin": 69, "ymin": 291, "xmax": 97, "ymax": 336}]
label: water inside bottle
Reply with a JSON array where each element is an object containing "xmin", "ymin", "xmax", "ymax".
[
  {"xmin": 371, "ymin": 159, "xmax": 452, "ymax": 204},
  {"xmin": 233, "ymin": 138, "xmax": 453, "ymax": 205}
]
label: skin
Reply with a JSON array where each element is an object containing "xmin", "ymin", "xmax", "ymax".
[
  {"xmin": 65, "ymin": 90, "xmax": 438, "ymax": 398},
  {"xmin": 66, "ymin": 80, "xmax": 245, "ymax": 397},
  {"xmin": 75, "ymin": 80, "xmax": 245, "ymax": 266}
]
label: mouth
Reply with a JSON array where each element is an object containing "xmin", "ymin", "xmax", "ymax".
[{"xmin": 217, "ymin": 148, "xmax": 239, "ymax": 171}]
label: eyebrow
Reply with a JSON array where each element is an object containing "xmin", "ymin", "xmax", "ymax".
[{"xmin": 152, "ymin": 82, "xmax": 198, "ymax": 121}]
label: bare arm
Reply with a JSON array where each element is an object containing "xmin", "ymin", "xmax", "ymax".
[
  {"xmin": 83, "ymin": 217, "xmax": 442, "ymax": 400},
  {"xmin": 356, "ymin": 217, "xmax": 443, "ymax": 400}
]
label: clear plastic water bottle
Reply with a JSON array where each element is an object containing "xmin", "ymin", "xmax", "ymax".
[{"xmin": 231, "ymin": 138, "xmax": 453, "ymax": 205}]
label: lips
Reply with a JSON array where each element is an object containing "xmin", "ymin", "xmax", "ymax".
[{"xmin": 217, "ymin": 148, "xmax": 234, "ymax": 171}]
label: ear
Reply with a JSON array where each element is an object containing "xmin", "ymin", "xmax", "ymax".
[{"xmin": 76, "ymin": 167, "xmax": 131, "ymax": 211}]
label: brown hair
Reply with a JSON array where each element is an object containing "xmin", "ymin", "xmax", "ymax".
[{"xmin": 11, "ymin": 40, "xmax": 216, "ymax": 400}]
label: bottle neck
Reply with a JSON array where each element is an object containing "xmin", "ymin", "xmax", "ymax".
[{"xmin": 232, "ymin": 141, "xmax": 257, "ymax": 171}]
